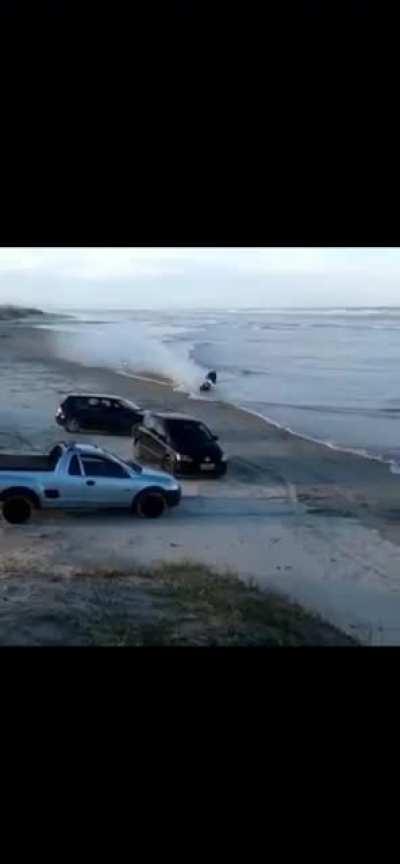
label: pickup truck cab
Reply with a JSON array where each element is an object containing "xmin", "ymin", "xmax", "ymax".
[{"xmin": 0, "ymin": 442, "xmax": 181, "ymax": 524}]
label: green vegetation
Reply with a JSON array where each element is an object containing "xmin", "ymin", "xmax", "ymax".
[
  {"xmin": 0, "ymin": 560, "xmax": 358, "ymax": 646},
  {"xmin": 83, "ymin": 561, "xmax": 357, "ymax": 647}
]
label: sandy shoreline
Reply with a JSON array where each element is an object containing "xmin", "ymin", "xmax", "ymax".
[{"xmin": 1, "ymin": 324, "xmax": 400, "ymax": 644}]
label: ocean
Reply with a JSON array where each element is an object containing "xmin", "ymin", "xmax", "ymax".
[{"xmin": 36, "ymin": 306, "xmax": 400, "ymax": 470}]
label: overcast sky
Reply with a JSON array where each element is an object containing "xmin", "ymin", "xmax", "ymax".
[{"xmin": 0, "ymin": 247, "xmax": 399, "ymax": 309}]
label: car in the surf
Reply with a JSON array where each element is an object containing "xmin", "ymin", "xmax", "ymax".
[
  {"xmin": 133, "ymin": 411, "xmax": 228, "ymax": 477},
  {"xmin": 0, "ymin": 442, "xmax": 181, "ymax": 524},
  {"xmin": 55, "ymin": 393, "xmax": 144, "ymax": 436}
]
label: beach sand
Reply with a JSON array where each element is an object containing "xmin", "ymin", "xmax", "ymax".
[{"xmin": 1, "ymin": 324, "xmax": 400, "ymax": 644}]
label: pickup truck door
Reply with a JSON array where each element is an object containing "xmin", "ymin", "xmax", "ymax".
[
  {"xmin": 79, "ymin": 454, "xmax": 138, "ymax": 507},
  {"xmin": 60, "ymin": 454, "xmax": 92, "ymax": 506},
  {"xmin": 62, "ymin": 454, "xmax": 138, "ymax": 508}
]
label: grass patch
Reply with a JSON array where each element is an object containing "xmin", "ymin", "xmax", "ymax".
[{"xmin": 79, "ymin": 561, "xmax": 358, "ymax": 647}]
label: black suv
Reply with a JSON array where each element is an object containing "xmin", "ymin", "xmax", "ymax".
[
  {"xmin": 134, "ymin": 412, "xmax": 228, "ymax": 477},
  {"xmin": 56, "ymin": 394, "xmax": 144, "ymax": 436}
]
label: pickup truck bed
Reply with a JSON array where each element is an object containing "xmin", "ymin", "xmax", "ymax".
[{"xmin": 0, "ymin": 455, "xmax": 54, "ymax": 471}]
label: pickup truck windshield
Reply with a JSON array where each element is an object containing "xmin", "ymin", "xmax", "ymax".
[{"xmin": 100, "ymin": 448, "xmax": 142, "ymax": 474}]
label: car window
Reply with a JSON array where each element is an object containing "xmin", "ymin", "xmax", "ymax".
[
  {"xmin": 69, "ymin": 455, "xmax": 82, "ymax": 476},
  {"xmin": 101, "ymin": 399, "xmax": 112, "ymax": 408},
  {"xmin": 88, "ymin": 398, "xmax": 100, "ymax": 407},
  {"xmin": 111, "ymin": 400, "xmax": 123, "ymax": 410},
  {"xmin": 148, "ymin": 417, "xmax": 166, "ymax": 438},
  {"xmin": 167, "ymin": 420, "xmax": 214, "ymax": 445},
  {"xmin": 122, "ymin": 399, "xmax": 139, "ymax": 410},
  {"xmin": 81, "ymin": 457, "xmax": 129, "ymax": 479},
  {"xmin": 157, "ymin": 420, "xmax": 167, "ymax": 438},
  {"xmin": 144, "ymin": 417, "xmax": 157, "ymax": 433},
  {"xmin": 198, "ymin": 423, "xmax": 214, "ymax": 440},
  {"xmin": 144, "ymin": 413, "xmax": 154, "ymax": 430}
]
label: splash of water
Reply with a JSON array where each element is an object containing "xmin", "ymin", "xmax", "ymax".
[{"xmin": 50, "ymin": 320, "xmax": 204, "ymax": 391}]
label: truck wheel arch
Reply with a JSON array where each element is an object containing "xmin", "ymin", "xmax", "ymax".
[
  {"xmin": 133, "ymin": 486, "xmax": 167, "ymax": 518},
  {"xmin": 0, "ymin": 487, "xmax": 41, "ymax": 509}
]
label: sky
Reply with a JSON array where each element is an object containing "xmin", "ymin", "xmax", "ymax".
[{"xmin": 0, "ymin": 247, "xmax": 399, "ymax": 309}]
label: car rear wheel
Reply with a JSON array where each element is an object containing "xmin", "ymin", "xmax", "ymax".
[
  {"xmin": 66, "ymin": 417, "xmax": 80, "ymax": 433},
  {"xmin": 2, "ymin": 496, "xmax": 33, "ymax": 525},
  {"xmin": 134, "ymin": 490, "xmax": 167, "ymax": 519}
]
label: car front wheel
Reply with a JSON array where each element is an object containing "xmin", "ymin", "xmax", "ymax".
[{"xmin": 134, "ymin": 490, "xmax": 167, "ymax": 519}]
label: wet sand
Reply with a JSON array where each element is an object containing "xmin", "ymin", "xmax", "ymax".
[{"xmin": 1, "ymin": 324, "xmax": 400, "ymax": 644}]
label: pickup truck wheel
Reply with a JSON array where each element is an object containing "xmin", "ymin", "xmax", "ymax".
[
  {"xmin": 2, "ymin": 496, "xmax": 32, "ymax": 525},
  {"xmin": 134, "ymin": 490, "xmax": 167, "ymax": 519}
]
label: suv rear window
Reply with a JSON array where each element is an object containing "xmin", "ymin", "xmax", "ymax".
[
  {"xmin": 66, "ymin": 397, "xmax": 89, "ymax": 409},
  {"xmin": 166, "ymin": 420, "xmax": 214, "ymax": 446}
]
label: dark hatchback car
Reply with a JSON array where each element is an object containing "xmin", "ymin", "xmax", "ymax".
[
  {"xmin": 56, "ymin": 394, "xmax": 144, "ymax": 436},
  {"xmin": 134, "ymin": 412, "xmax": 228, "ymax": 477}
]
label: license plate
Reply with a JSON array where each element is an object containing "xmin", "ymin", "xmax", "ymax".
[{"xmin": 201, "ymin": 463, "xmax": 215, "ymax": 471}]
